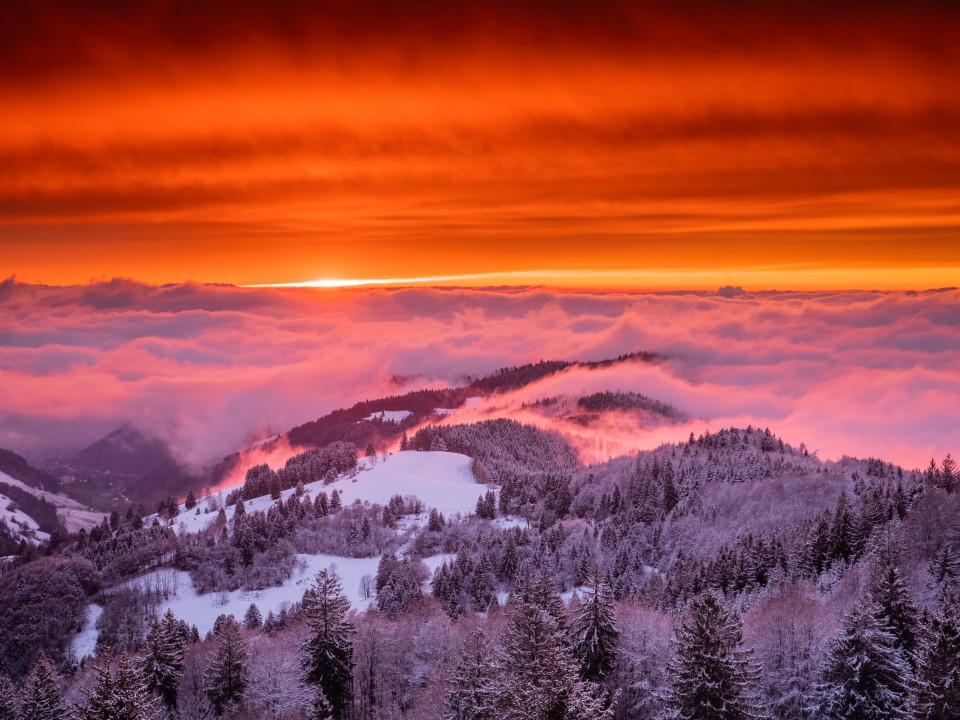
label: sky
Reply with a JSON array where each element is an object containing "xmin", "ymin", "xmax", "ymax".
[
  {"xmin": 2, "ymin": 0, "xmax": 960, "ymax": 289},
  {"xmin": 1, "ymin": 279, "xmax": 958, "ymax": 472}
]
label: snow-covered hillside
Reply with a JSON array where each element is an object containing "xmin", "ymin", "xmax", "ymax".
[
  {"xmin": 172, "ymin": 451, "xmax": 488, "ymax": 535},
  {"xmin": 73, "ymin": 551, "xmax": 456, "ymax": 660},
  {"xmin": 0, "ymin": 470, "xmax": 104, "ymax": 535}
]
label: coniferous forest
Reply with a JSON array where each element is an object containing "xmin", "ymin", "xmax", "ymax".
[{"xmin": 1, "ymin": 374, "xmax": 959, "ymax": 720}]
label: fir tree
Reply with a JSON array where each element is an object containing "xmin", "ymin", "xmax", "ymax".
[
  {"xmin": 572, "ymin": 566, "xmax": 619, "ymax": 682},
  {"xmin": 185, "ymin": 491, "xmax": 197, "ymax": 510},
  {"xmin": 0, "ymin": 674, "xmax": 18, "ymax": 720},
  {"xmin": 501, "ymin": 599, "xmax": 616, "ymax": 720},
  {"xmin": 908, "ymin": 592, "xmax": 960, "ymax": 720},
  {"xmin": 18, "ymin": 653, "xmax": 69, "ymax": 720},
  {"xmin": 300, "ymin": 569, "xmax": 354, "ymax": 719},
  {"xmin": 400, "ymin": 433, "xmax": 409, "ymax": 452},
  {"xmin": 443, "ymin": 630, "xmax": 503, "ymax": 720},
  {"xmin": 309, "ymin": 686, "xmax": 334, "ymax": 720},
  {"xmin": 663, "ymin": 591, "xmax": 768, "ymax": 720},
  {"xmin": 205, "ymin": 616, "xmax": 248, "ymax": 715},
  {"xmin": 143, "ymin": 608, "xmax": 185, "ymax": 708},
  {"xmin": 81, "ymin": 657, "xmax": 160, "ymax": 720},
  {"xmin": 814, "ymin": 598, "xmax": 910, "ymax": 720},
  {"xmin": 868, "ymin": 561, "xmax": 918, "ymax": 657},
  {"xmin": 243, "ymin": 604, "xmax": 262, "ymax": 630}
]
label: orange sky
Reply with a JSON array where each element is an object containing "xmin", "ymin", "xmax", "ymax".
[{"xmin": 2, "ymin": 0, "xmax": 960, "ymax": 290}]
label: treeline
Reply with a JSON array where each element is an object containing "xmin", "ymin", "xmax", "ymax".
[
  {"xmin": 575, "ymin": 391, "xmax": 683, "ymax": 419},
  {"xmin": 0, "ymin": 448, "xmax": 60, "ymax": 492},
  {"xmin": 0, "ymin": 481, "xmax": 63, "ymax": 535}
]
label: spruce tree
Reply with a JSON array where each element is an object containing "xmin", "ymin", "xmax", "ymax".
[
  {"xmin": 18, "ymin": 653, "xmax": 69, "ymax": 720},
  {"xmin": 572, "ymin": 566, "xmax": 619, "ymax": 682},
  {"xmin": 663, "ymin": 591, "xmax": 768, "ymax": 720},
  {"xmin": 309, "ymin": 686, "xmax": 334, "ymax": 720},
  {"xmin": 868, "ymin": 561, "xmax": 918, "ymax": 657},
  {"xmin": 243, "ymin": 604, "xmax": 262, "ymax": 630},
  {"xmin": 814, "ymin": 598, "xmax": 910, "ymax": 720},
  {"xmin": 908, "ymin": 592, "xmax": 960, "ymax": 720},
  {"xmin": 443, "ymin": 630, "xmax": 503, "ymax": 720},
  {"xmin": 0, "ymin": 674, "xmax": 18, "ymax": 720},
  {"xmin": 501, "ymin": 600, "xmax": 616, "ymax": 720},
  {"xmin": 300, "ymin": 569, "xmax": 354, "ymax": 719},
  {"xmin": 143, "ymin": 608, "xmax": 185, "ymax": 708},
  {"xmin": 81, "ymin": 657, "xmax": 160, "ymax": 720},
  {"xmin": 205, "ymin": 616, "xmax": 248, "ymax": 715}
]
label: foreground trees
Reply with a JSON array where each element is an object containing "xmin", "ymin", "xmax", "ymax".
[
  {"xmin": 301, "ymin": 570, "xmax": 354, "ymax": 720},
  {"xmin": 814, "ymin": 599, "xmax": 910, "ymax": 720},
  {"xmin": 908, "ymin": 592, "xmax": 960, "ymax": 720},
  {"xmin": 663, "ymin": 591, "xmax": 767, "ymax": 720}
]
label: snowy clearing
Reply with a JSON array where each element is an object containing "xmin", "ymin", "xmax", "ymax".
[
  {"xmin": 169, "ymin": 451, "xmax": 488, "ymax": 535},
  {"xmin": 72, "ymin": 553, "xmax": 456, "ymax": 660},
  {"xmin": 0, "ymin": 470, "xmax": 104, "ymax": 534},
  {"xmin": 362, "ymin": 410, "xmax": 412, "ymax": 423}
]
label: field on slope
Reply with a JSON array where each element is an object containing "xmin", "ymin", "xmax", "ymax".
[{"xmin": 172, "ymin": 451, "xmax": 487, "ymax": 534}]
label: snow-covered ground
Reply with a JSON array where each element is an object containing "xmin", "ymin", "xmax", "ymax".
[
  {"xmin": 363, "ymin": 410, "xmax": 412, "ymax": 423},
  {"xmin": 0, "ymin": 470, "xmax": 104, "ymax": 534},
  {"xmin": 72, "ymin": 603, "xmax": 104, "ymax": 661},
  {"xmin": 72, "ymin": 553, "xmax": 456, "ymax": 660},
  {"xmin": 170, "ymin": 451, "xmax": 489, "ymax": 535}
]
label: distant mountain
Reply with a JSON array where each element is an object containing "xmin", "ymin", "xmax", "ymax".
[
  {"xmin": 72, "ymin": 426, "xmax": 199, "ymax": 508},
  {"xmin": 76, "ymin": 425, "xmax": 175, "ymax": 475}
]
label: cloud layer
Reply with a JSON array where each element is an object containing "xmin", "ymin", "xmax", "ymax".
[{"xmin": 1, "ymin": 279, "xmax": 957, "ymax": 471}]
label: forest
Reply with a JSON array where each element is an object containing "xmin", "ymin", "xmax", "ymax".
[{"xmin": 0, "ymin": 413, "xmax": 959, "ymax": 720}]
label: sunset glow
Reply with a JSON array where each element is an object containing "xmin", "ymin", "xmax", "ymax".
[{"xmin": 2, "ymin": 1, "xmax": 960, "ymax": 288}]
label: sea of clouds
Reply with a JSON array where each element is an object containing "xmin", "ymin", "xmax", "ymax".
[{"xmin": 1, "ymin": 277, "xmax": 957, "ymax": 470}]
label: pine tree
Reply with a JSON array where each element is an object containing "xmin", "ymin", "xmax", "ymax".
[
  {"xmin": 309, "ymin": 686, "xmax": 334, "ymax": 720},
  {"xmin": 941, "ymin": 454, "xmax": 957, "ymax": 494},
  {"xmin": 908, "ymin": 592, "xmax": 960, "ymax": 720},
  {"xmin": 572, "ymin": 566, "xmax": 619, "ymax": 682},
  {"xmin": 663, "ymin": 591, "xmax": 768, "ymax": 720},
  {"xmin": 400, "ymin": 433, "xmax": 409, "ymax": 452},
  {"xmin": 868, "ymin": 561, "xmax": 918, "ymax": 656},
  {"xmin": 18, "ymin": 653, "xmax": 69, "ymax": 720},
  {"xmin": 300, "ymin": 569, "xmax": 354, "ymax": 719},
  {"xmin": 82, "ymin": 657, "xmax": 160, "ymax": 720},
  {"xmin": 0, "ymin": 674, "xmax": 18, "ymax": 720},
  {"xmin": 143, "ymin": 608, "xmax": 185, "ymax": 708},
  {"xmin": 502, "ymin": 599, "xmax": 617, "ymax": 720},
  {"xmin": 814, "ymin": 598, "xmax": 910, "ymax": 720},
  {"xmin": 243, "ymin": 603, "xmax": 262, "ymax": 630},
  {"xmin": 443, "ymin": 630, "xmax": 503, "ymax": 720},
  {"xmin": 205, "ymin": 616, "xmax": 248, "ymax": 715},
  {"xmin": 185, "ymin": 490, "xmax": 197, "ymax": 510}
]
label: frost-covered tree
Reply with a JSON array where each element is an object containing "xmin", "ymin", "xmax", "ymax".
[
  {"xmin": 0, "ymin": 674, "xmax": 18, "ymax": 720},
  {"xmin": 301, "ymin": 569, "xmax": 354, "ymax": 719},
  {"xmin": 663, "ymin": 591, "xmax": 768, "ymax": 720},
  {"xmin": 907, "ymin": 592, "xmax": 960, "ymax": 720},
  {"xmin": 867, "ymin": 561, "xmax": 918, "ymax": 657},
  {"xmin": 243, "ymin": 604, "xmax": 262, "ymax": 630},
  {"xmin": 443, "ymin": 630, "xmax": 503, "ymax": 720},
  {"xmin": 572, "ymin": 566, "xmax": 619, "ymax": 682},
  {"xmin": 814, "ymin": 598, "xmax": 910, "ymax": 720},
  {"xmin": 205, "ymin": 616, "xmax": 248, "ymax": 715},
  {"xmin": 143, "ymin": 608, "xmax": 185, "ymax": 708},
  {"xmin": 18, "ymin": 653, "xmax": 68, "ymax": 720},
  {"xmin": 309, "ymin": 686, "xmax": 334, "ymax": 720},
  {"xmin": 501, "ymin": 600, "xmax": 616, "ymax": 720},
  {"xmin": 80, "ymin": 657, "xmax": 160, "ymax": 720}
]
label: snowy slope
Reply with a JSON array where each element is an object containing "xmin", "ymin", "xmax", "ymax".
[
  {"xmin": 170, "ymin": 451, "xmax": 489, "ymax": 535},
  {"xmin": 0, "ymin": 470, "xmax": 104, "ymax": 535},
  {"xmin": 72, "ymin": 553, "xmax": 455, "ymax": 660},
  {"xmin": 363, "ymin": 410, "xmax": 412, "ymax": 423},
  {"xmin": 0, "ymin": 491, "xmax": 46, "ymax": 541}
]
